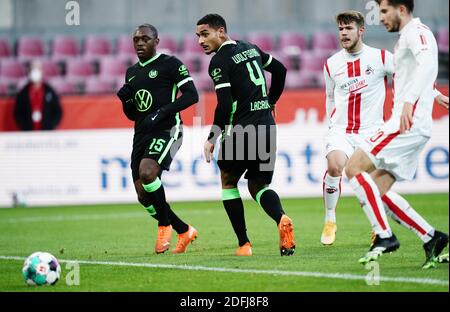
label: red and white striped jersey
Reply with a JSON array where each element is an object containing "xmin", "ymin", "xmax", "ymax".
[
  {"xmin": 324, "ymin": 44, "xmax": 393, "ymax": 135},
  {"xmin": 391, "ymin": 18, "xmax": 438, "ymax": 137}
]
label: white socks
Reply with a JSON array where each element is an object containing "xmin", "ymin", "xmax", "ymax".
[
  {"xmin": 382, "ymin": 191, "xmax": 434, "ymax": 243},
  {"xmin": 349, "ymin": 172, "xmax": 392, "ymax": 238},
  {"xmin": 323, "ymin": 172, "xmax": 341, "ymax": 223}
]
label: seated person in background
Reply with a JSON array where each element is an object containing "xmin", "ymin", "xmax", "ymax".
[{"xmin": 14, "ymin": 60, "xmax": 63, "ymax": 131}]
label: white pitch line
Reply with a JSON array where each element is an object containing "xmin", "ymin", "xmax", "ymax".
[{"xmin": 0, "ymin": 255, "xmax": 447, "ymax": 286}]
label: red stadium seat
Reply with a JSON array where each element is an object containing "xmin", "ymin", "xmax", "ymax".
[
  {"xmin": 315, "ymin": 71, "xmax": 326, "ymax": 88},
  {"xmin": 84, "ymin": 77, "xmax": 115, "ymax": 94},
  {"xmin": 0, "ymin": 38, "xmax": 11, "ymax": 58},
  {"xmin": 191, "ymin": 72, "xmax": 213, "ymax": 91},
  {"xmin": 229, "ymin": 33, "xmax": 243, "ymax": 41},
  {"xmin": 83, "ymin": 35, "xmax": 112, "ymax": 60},
  {"xmin": 52, "ymin": 36, "xmax": 78, "ymax": 60},
  {"xmin": 279, "ymin": 32, "xmax": 307, "ymax": 54},
  {"xmin": 157, "ymin": 35, "xmax": 178, "ymax": 54},
  {"xmin": 265, "ymin": 73, "xmax": 271, "ymax": 89},
  {"xmin": 116, "ymin": 38, "xmax": 137, "ymax": 65},
  {"xmin": 114, "ymin": 76, "xmax": 126, "ymax": 89},
  {"xmin": 272, "ymin": 52, "xmax": 295, "ymax": 71},
  {"xmin": 247, "ymin": 33, "xmax": 274, "ymax": 52},
  {"xmin": 0, "ymin": 58, "xmax": 27, "ymax": 80},
  {"xmin": 285, "ymin": 70, "xmax": 316, "ymax": 89},
  {"xmin": 65, "ymin": 58, "xmax": 95, "ymax": 80},
  {"xmin": 199, "ymin": 54, "xmax": 213, "ymax": 72},
  {"xmin": 16, "ymin": 77, "xmax": 29, "ymax": 90},
  {"xmin": 117, "ymin": 35, "xmax": 135, "ymax": 57},
  {"xmin": 41, "ymin": 59, "xmax": 61, "ymax": 78},
  {"xmin": 438, "ymin": 28, "xmax": 449, "ymax": 53},
  {"xmin": 179, "ymin": 53, "xmax": 202, "ymax": 73},
  {"xmin": 17, "ymin": 36, "xmax": 45, "ymax": 60},
  {"xmin": 0, "ymin": 81, "xmax": 9, "ymax": 95},
  {"xmin": 47, "ymin": 77, "xmax": 78, "ymax": 94},
  {"xmin": 312, "ymin": 31, "xmax": 338, "ymax": 52},
  {"xmin": 181, "ymin": 34, "xmax": 204, "ymax": 54},
  {"xmin": 98, "ymin": 56, "xmax": 127, "ymax": 78},
  {"xmin": 0, "ymin": 79, "xmax": 26, "ymax": 95},
  {"xmin": 299, "ymin": 50, "xmax": 330, "ymax": 73}
]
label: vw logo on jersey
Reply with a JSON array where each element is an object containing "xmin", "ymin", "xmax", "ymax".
[
  {"xmin": 149, "ymin": 70, "xmax": 158, "ymax": 79},
  {"xmin": 135, "ymin": 89, "xmax": 153, "ymax": 112}
]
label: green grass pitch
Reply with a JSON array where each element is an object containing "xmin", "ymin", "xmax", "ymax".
[{"xmin": 0, "ymin": 193, "xmax": 448, "ymax": 292}]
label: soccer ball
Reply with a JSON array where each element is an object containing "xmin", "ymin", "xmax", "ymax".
[{"xmin": 22, "ymin": 252, "xmax": 61, "ymax": 286}]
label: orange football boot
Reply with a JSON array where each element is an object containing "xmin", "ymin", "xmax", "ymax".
[
  {"xmin": 155, "ymin": 225, "xmax": 172, "ymax": 254},
  {"xmin": 278, "ymin": 215, "xmax": 296, "ymax": 256},
  {"xmin": 235, "ymin": 242, "xmax": 252, "ymax": 256},
  {"xmin": 172, "ymin": 225, "xmax": 198, "ymax": 254}
]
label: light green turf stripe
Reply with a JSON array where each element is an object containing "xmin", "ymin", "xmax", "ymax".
[
  {"xmin": 139, "ymin": 53, "xmax": 161, "ymax": 67},
  {"xmin": 255, "ymin": 187, "xmax": 269, "ymax": 205},
  {"xmin": 144, "ymin": 205, "xmax": 156, "ymax": 216},
  {"xmin": 221, "ymin": 188, "xmax": 241, "ymax": 201},
  {"xmin": 226, "ymin": 101, "xmax": 237, "ymax": 136},
  {"xmin": 142, "ymin": 178, "xmax": 162, "ymax": 193}
]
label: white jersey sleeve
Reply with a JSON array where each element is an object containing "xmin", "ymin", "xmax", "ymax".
[
  {"xmin": 324, "ymin": 63, "xmax": 335, "ymax": 120},
  {"xmin": 403, "ymin": 30, "xmax": 438, "ymax": 104},
  {"xmin": 383, "ymin": 50, "xmax": 395, "ymax": 77},
  {"xmin": 392, "ymin": 18, "xmax": 438, "ymax": 137}
]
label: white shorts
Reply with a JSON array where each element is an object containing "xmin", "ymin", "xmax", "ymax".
[
  {"xmin": 358, "ymin": 119, "xmax": 430, "ymax": 181},
  {"xmin": 325, "ymin": 130, "xmax": 373, "ymax": 159}
]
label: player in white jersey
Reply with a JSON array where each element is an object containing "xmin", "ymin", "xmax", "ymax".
[
  {"xmin": 320, "ymin": 11, "xmax": 448, "ymax": 247},
  {"xmin": 345, "ymin": 0, "xmax": 449, "ymax": 268}
]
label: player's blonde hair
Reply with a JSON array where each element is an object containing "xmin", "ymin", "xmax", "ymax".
[{"xmin": 335, "ymin": 11, "xmax": 365, "ymax": 28}]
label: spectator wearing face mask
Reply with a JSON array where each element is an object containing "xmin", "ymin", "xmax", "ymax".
[{"xmin": 13, "ymin": 60, "xmax": 63, "ymax": 131}]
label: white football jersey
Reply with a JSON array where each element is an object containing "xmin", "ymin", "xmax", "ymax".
[
  {"xmin": 391, "ymin": 18, "xmax": 438, "ymax": 137},
  {"xmin": 324, "ymin": 44, "xmax": 393, "ymax": 135}
]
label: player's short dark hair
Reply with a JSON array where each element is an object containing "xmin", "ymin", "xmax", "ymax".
[
  {"xmin": 336, "ymin": 11, "xmax": 365, "ymax": 28},
  {"xmin": 137, "ymin": 23, "xmax": 158, "ymax": 38},
  {"xmin": 375, "ymin": 0, "xmax": 414, "ymax": 13},
  {"xmin": 197, "ymin": 14, "xmax": 227, "ymax": 32}
]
